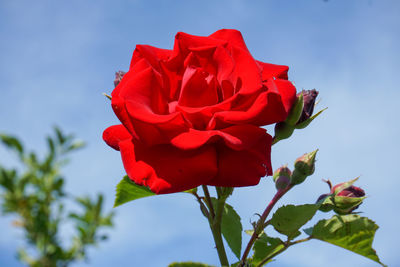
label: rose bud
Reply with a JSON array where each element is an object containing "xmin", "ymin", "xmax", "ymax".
[
  {"xmin": 297, "ymin": 89, "xmax": 318, "ymax": 124},
  {"xmin": 273, "ymin": 166, "xmax": 291, "ymax": 190},
  {"xmin": 331, "ymin": 183, "xmax": 366, "ymax": 214},
  {"xmin": 273, "ymin": 90, "xmax": 323, "ymax": 143},
  {"xmin": 113, "ymin": 70, "xmax": 126, "ymax": 87},
  {"xmin": 290, "ymin": 149, "xmax": 318, "ymax": 185},
  {"xmin": 316, "ymin": 179, "xmax": 366, "ymax": 214},
  {"xmin": 285, "ymin": 92, "xmax": 304, "ymax": 126},
  {"xmin": 273, "ymin": 93, "xmax": 304, "ymax": 142}
]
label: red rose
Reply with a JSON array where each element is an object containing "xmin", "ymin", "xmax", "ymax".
[{"xmin": 103, "ymin": 29, "xmax": 296, "ymax": 194}]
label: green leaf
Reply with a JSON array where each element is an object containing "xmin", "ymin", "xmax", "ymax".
[
  {"xmin": 270, "ymin": 204, "xmax": 319, "ymax": 239},
  {"xmin": 305, "ymin": 214, "xmax": 385, "ymax": 266},
  {"xmin": 54, "ymin": 126, "xmax": 66, "ymax": 144},
  {"xmin": 114, "ymin": 176, "xmax": 156, "ymax": 207},
  {"xmin": 252, "ymin": 233, "xmax": 284, "ymax": 264},
  {"xmin": 168, "ymin": 262, "xmax": 215, "ymax": 267},
  {"xmin": 211, "ymin": 198, "xmax": 243, "ymax": 259},
  {"xmin": 0, "ymin": 134, "xmax": 24, "ymax": 155}
]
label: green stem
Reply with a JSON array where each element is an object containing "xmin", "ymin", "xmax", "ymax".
[
  {"xmin": 201, "ymin": 185, "xmax": 229, "ymax": 266},
  {"xmin": 202, "ymin": 185, "xmax": 215, "ymax": 218},
  {"xmin": 240, "ymin": 185, "xmax": 292, "ymax": 266}
]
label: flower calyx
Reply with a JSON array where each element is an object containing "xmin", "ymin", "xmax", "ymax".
[
  {"xmin": 290, "ymin": 149, "xmax": 318, "ymax": 185},
  {"xmin": 274, "ymin": 89, "xmax": 325, "ymax": 143},
  {"xmin": 273, "ymin": 165, "xmax": 292, "ymax": 190},
  {"xmin": 316, "ymin": 178, "xmax": 366, "ymax": 214}
]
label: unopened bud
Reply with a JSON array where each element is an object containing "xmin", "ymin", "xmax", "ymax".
[
  {"xmin": 273, "ymin": 166, "xmax": 292, "ymax": 190},
  {"xmin": 316, "ymin": 179, "xmax": 366, "ymax": 214},
  {"xmin": 290, "ymin": 150, "xmax": 318, "ymax": 185},
  {"xmin": 285, "ymin": 93, "xmax": 304, "ymax": 126},
  {"xmin": 114, "ymin": 71, "xmax": 126, "ymax": 87},
  {"xmin": 297, "ymin": 89, "xmax": 318, "ymax": 124},
  {"xmin": 275, "ymin": 176, "xmax": 290, "ymax": 190},
  {"xmin": 332, "ymin": 183, "xmax": 365, "ymax": 197},
  {"xmin": 273, "ymin": 166, "xmax": 291, "ymax": 181},
  {"xmin": 331, "ymin": 183, "xmax": 365, "ymax": 214}
]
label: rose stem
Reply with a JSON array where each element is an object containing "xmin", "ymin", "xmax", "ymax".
[
  {"xmin": 202, "ymin": 185, "xmax": 215, "ymax": 218},
  {"xmin": 239, "ymin": 185, "xmax": 293, "ymax": 266},
  {"xmin": 202, "ymin": 185, "xmax": 229, "ymax": 266},
  {"xmin": 256, "ymin": 236, "xmax": 312, "ymax": 267}
]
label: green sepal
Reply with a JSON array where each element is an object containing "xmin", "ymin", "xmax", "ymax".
[
  {"xmin": 295, "ymin": 107, "xmax": 327, "ymax": 129},
  {"xmin": 211, "ymin": 198, "xmax": 243, "ymax": 259},
  {"xmin": 290, "ymin": 149, "xmax": 318, "ymax": 185},
  {"xmin": 333, "ymin": 195, "xmax": 366, "ymax": 215},
  {"xmin": 290, "ymin": 169, "xmax": 307, "ymax": 185},
  {"xmin": 317, "ymin": 194, "xmax": 335, "ymax": 212},
  {"xmin": 332, "ymin": 177, "xmax": 359, "ymax": 195},
  {"xmin": 285, "ymin": 92, "xmax": 304, "ymax": 125},
  {"xmin": 274, "ymin": 122, "xmax": 294, "ymax": 141},
  {"xmin": 114, "ymin": 176, "xmax": 156, "ymax": 207},
  {"xmin": 304, "ymin": 214, "xmax": 385, "ymax": 266},
  {"xmin": 270, "ymin": 204, "xmax": 319, "ymax": 239}
]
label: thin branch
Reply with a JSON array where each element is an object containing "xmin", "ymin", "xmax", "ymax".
[
  {"xmin": 240, "ymin": 185, "xmax": 292, "ymax": 266},
  {"xmin": 200, "ymin": 185, "xmax": 229, "ymax": 266},
  {"xmin": 202, "ymin": 185, "xmax": 215, "ymax": 219}
]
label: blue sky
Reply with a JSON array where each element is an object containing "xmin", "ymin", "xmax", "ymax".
[{"xmin": 0, "ymin": 0, "xmax": 399, "ymax": 266}]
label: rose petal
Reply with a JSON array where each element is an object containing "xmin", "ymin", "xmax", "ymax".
[
  {"xmin": 208, "ymin": 131, "xmax": 272, "ymax": 187},
  {"xmin": 208, "ymin": 79, "xmax": 296, "ymax": 129},
  {"xmin": 209, "ymin": 29, "xmax": 250, "ymax": 53},
  {"xmin": 257, "ymin": 61, "xmax": 289, "ymax": 80},
  {"xmin": 178, "ymin": 67, "xmax": 219, "ymax": 107},
  {"xmin": 171, "ymin": 124, "xmax": 267, "ymax": 151},
  {"xmin": 228, "ymin": 45, "xmax": 263, "ymax": 95},
  {"xmin": 175, "ymin": 101, "xmax": 229, "ymax": 130},
  {"xmin": 173, "ymin": 32, "xmax": 226, "ymax": 58},
  {"xmin": 119, "ymin": 140, "xmax": 218, "ymax": 194},
  {"xmin": 264, "ymin": 78, "xmax": 297, "ymax": 115},
  {"xmin": 102, "ymin": 124, "xmax": 132, "ymax": 151},
  {"xmin": 117, "ymin": 67, "xmax": 167, "ymax": 114},
  {"xmin": 130, "ymin": 44, "xmax": 172, "ymax": 72},
  {"xmin": 112, "ymin": 66, "xmax": 191, "ymax": 145}
]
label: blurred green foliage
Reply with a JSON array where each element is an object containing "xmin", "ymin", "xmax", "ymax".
[{"xmin": 0, "ymin": 127, "xmax": 114, "ymax": 267}]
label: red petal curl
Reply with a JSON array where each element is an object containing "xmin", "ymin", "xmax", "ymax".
[
  {"xmin": 103, "ymin": 124, "xmax": 132, "ymax": 151},
  {"xmin": 208, "ymin": 129, "xmax": 272, "ymax": 187},
  {"xmin": 171, "ymin": 124, "xmax": 268, "ymax": 151},
  {"xmin": 257, "ymin": 61, "xmax": 289, "ymax": 80},
  {"xmin": 112, "ymin": 66, "xmax": 191, "ymax": 145},
  {"xmin": 119, "ymin": 139, "xmax": 218, "ymax": 194},
  {"xmin": 209, "ymin": 29, "xmax": 250, "ymax": 53},
  {"xmin": 207, "ymin": 78, "xmax": 296, "ymax": 129}
]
